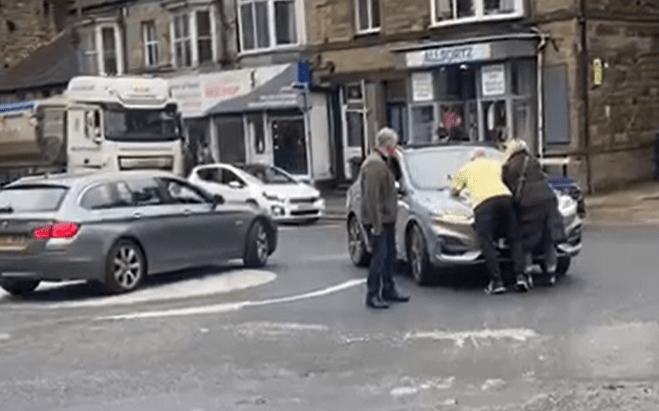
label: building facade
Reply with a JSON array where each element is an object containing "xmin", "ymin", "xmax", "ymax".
[{"xmin": 306, "ymin": 0, "xmax": 659, "ymax": 191}]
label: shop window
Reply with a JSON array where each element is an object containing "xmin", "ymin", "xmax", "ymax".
[
  {"xmin": 512, "ymin": 59, "xmax": 535, "ymax": 96},
  {"xmin": 346, "ymin": 111, "xmax": 365, "ymax": 148},
  {"xmin": 387, "ymin": 104, "xmax": 408, "ymax": 145},
  {"xmin": 411, "ymin": 105, "xmax": 435, "ymax": 144},
  {"xmin": 239, "ymin": 0, "xmax": 299, "ymax": 52},
  {"xmin": 433, "ymin": 0, "xmax": 522, "ymax": 24},
  {"xmin": 482, "ymin": 100, "xmax": 507, "ymax": 142},
  {"xmin": 171, "ymin": 7, "xmax": 216, "ymax": 68},
  {"xmin": 142, "ymin": 21, "xmax": 160, "ymax": 68},
  {"xmin": 356, "ymin": 0, "xmax": 381, "ymax": 33},
  {"xmin": 435, "ymin": 65, "xmax": 476, "ymax": 101},
  {"xmin": 216, "ymin": 116, "xmax": 246, "ymax": 164},
  {"xmin": 271, "ymin": 116, "xmax": 308, "ymax": 175},
  {"xmin": 247, "ymin": 114, "xmax": 266, "ymax": 154}
]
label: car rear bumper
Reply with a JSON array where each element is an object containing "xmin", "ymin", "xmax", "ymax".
[{"xmin": 0, "ymin": 249, "xmax": 102, "ymax": 283}]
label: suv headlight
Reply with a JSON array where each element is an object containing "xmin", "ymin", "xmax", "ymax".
[
  {"xmin": 558, "ymin": 195, "xmax": 577, "ymax": 214},
  {"xmin": 433, "ymin": 208, "xmax": 474, "ymax": 224},
  {"xmin": 263, "ymin": 192, "xmax": 284, "ymax": 203}
]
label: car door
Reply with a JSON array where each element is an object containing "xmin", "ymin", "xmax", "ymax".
[
  {"xmin": 218, "ymin": 168, "xmax": 252, "ymax": 205},
  {"xmin": 122, "ymin": 176, "xmax": 190, "ymax": 273},
  {"xmin": 159, "ymin": 178, "xmax": 246, "ymax": 263}
]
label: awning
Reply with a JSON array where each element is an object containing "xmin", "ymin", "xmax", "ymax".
[{"xmin": 207, "ymin": 64, "xmax": 303, "ymax": 115}]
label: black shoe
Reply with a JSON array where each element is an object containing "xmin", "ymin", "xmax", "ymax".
[
  {"xmin": 485, "ymin": 280, "xmax": 506, "ymax": 295},
  {"xmin": 366, "ymin": 295, "xmax": 390, "ymax": 309},
  {"xmin": 382, "ymin": 289, "xmax": 410, "ymax": 303},
  {"xmin": 515, "ymin": 274, "xmax": 530, "ymax": 292}
]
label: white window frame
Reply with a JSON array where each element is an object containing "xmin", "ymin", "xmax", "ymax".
[
  {"xmin": 430, "ymin": 0, "xmax": 524, "ymax": 26},
  {"xmin": 142, "ymin": 21, "xmax": 160, "ymax": 68},
  {"xmin": 78, "ymin": 22, "xmax": 124, "ymax": 76},
  {"xmin": 169, "ymin": 5, "xmax": 218, "ymax": 68},
  {"xmin": 237, "ymin": 0, "xmax": 302, "ymax": 54},
  {"xmin": 354, "ymin": 0, "xmax": 381, "ymax": 34}
]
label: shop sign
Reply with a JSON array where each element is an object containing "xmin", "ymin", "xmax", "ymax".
[
  {"xmin": 411, "ymin": 72, "xmax": 434, "ymax": 102},
  {"xmin": 406, "ymin": 43, "xmax": 491, "ymax": 68},
  {"xmin": 169, "ymin": 72, "xmax": 251, "ymax": 118},
  {"xmin": 247, "ymin": 93, "xmax": 301, "ymax": 109},
  {"xmin": 481, "ymin": 64, "xmax": 506, "ymax": 96}
]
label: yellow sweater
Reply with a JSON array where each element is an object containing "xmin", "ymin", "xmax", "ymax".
[{"xmin": 452, "ymin": 157, "xmax": 511, "ymax": 210}]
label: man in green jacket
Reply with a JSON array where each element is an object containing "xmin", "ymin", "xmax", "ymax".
[{"xmin": 360, "ymin": 128, "xmax": 410, "ymax": 309}]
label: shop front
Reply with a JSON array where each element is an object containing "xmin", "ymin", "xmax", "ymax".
[
  {"xmin": 207, "ymin": 64, "xmax": 334, "ymax": 183},
  {"xmin": 393, "ymin": 36, "xmax": 541, "ymax": 152}
]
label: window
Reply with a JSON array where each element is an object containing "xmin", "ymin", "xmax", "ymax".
[
  {"xmin": 433, "ymin": 0, "xmax": 522, "ymax": 24},
  {"xmin": 125, "ymin": 178, "xmax": 164, "ymax": 206},
  {"xmin": 77, "ymin": 24, "xmax": 122, "ymax": 75},
  {"xmin": 104, "ymin": 104, "xmax": 179, "ymax": 142},
  {"xmin": 0, "ymin": 185, "xmax": 68, "ymax": 212},
  {"xmin": 239, "ymin": 0, "xmax": 298, "ymax": 52},
  {"xmin": 81, "ymin": 183, "xmax": 132, "ymax": 210},
  {"xmin": 161, "ymin": 179, "xmax": 207, "ymax": 204},
  {"xmin": 142, "ymin": 21, "xmax": 160, "ymax": 68},
  {"xmin": 356, "ymin": 0, "xmax": 381, "ymax": 33},
  {"xmin": 171, "ymin": 8, "xmax": 216, "ymax": 68},
  {"xmin": 411, "ymin": 105, "xmax": 435, "ymax": 144},
  {"xmin": 247, "ymin": 114, "xmax": 266, "ymax": 154}
]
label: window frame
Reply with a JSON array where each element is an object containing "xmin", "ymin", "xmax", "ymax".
[
  {"xmin": 141, "ymin": 20, "xmax": 160, "ymax": 68},
  {"xmin": 237, "ymin": 0, "xmax": 301, "ymax": 54},
  {"xmin": 430, "ymin": 0, "xmax": 525, "ymax": 27},
  {"xmin": 77, "ymin": 22, "xmax": 124, "ymax": 76},
  {"xmin": 169, "ymin": 6, "xmax": 218, "ymax": 68},
  {"xmin": 354, "ymin": 0, "xmax": 381, "ymax": 35}
]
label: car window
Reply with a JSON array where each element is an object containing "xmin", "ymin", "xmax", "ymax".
[
  {"xmin": 124, "ymin": 178, "xmax": 164, "ymax": 206},
  {"xmin": 197, "ymin": 168, "xmax": 222, "ymax": 183},
  {"xmin": 81, "ymin": 182, "xmax": 135, "ymax": 210},
  {"xmin": 0, "ymin": 185, "xmax": 68, "ymax": 212},
  {"xmin": 160, "ymin": 179, "xmax": 207, "ymax": 204},
  {"xmin": 221, "ymin": 169, "xmax": 245, "ymax": 186}
]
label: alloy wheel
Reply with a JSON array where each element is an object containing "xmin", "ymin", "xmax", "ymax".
[
  {"xmin": 112, "ymin": 245, "xmax": 143, "ymax": 290},
  {"xmin": 255, "ymin": 223, "xmax": 269, "ymax": 263},
  {"xmin": 348, "ymin": 218, "xmax": 363, "ymax": 262},
  {"xmin": 410, "ymin": 229, "xmax": 423, "ymax": 282}
]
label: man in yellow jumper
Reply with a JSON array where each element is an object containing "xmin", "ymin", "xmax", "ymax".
[{"xmin": 451, "ymin": 148, "xmax": 526, "ymax": 294}]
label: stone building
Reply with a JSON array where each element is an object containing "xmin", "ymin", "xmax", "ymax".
[{"xmin": 306, "ymin": 0, "xmax": 659, "ymax": 191}]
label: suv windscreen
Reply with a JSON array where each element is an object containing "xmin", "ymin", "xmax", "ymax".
[{"xmin": 0, "ymin": 185, "xmax": 68, "ymax": 212}]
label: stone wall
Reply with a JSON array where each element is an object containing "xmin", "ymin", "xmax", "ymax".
[
  {"xmin": 586, "ymin": 20, "xmax": 659, "ymax": 190},
  {"xmin": 0, "ymin": 0, "xmax": 60, "ymax": 69}
]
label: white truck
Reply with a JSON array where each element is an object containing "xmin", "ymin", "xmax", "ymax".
[{"xmin": 0, "ymin": 76, "xmax": 185, "ymax": 185}]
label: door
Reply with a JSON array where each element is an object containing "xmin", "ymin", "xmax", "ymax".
[
  {"xmin": 271, "ymin": 115, "xmax": 308, "ymax": 176},
  {"xmin": 66, "ymin": 106, "xmax": 103, "ymax": 172},
  {"xmin": 245, "ymin": 113, "xmax": 270, "ymax": 165},
  {"xmin": 122, "ymin": 177, "xmax": 190, "ymax": 273},
  {"xmin": 342, "ymin": 109, "xmax": 367, "ymax": 180},
  {"xmin": 216, "ymin": 115, "xmax": 246, "ymax": 164},
  {"xmin": 159, "ymin": 178, "xmax": 242, "ymax": 262}
]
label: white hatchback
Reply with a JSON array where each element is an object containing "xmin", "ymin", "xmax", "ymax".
[{"xmin": 189, "ymin": 163, "xmax": 326, "ymax": 223}]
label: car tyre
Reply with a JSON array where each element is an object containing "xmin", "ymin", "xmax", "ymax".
[
  {"xmin": 556, "ymin": 256, "xmax": 571, "ymax": 276},
  {"xmin": 408, "ymin": 224, "xmax": 432, "ymax": 286},
  {"xmin": 348, "ymin": 215, "xmax": 371, "ymax": 267},
  {"xmin": 105, "ymin": 239, "xmax": 146, "ymax": 294},
  {"xmin": 244, "ymin": 220, "xmax": 270, "ymax": 268},
  {"xmin": 0, "ymin": 278, "xmax": 40, "ymax": 296}
]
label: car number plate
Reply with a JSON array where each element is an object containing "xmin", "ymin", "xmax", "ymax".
[{"xmin": 0, "ymin": 235, "xmax": 26, "ymax": 250}]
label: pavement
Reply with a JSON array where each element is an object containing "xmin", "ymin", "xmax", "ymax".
[
  {"xmin": 1, "ymin": 219, "xmax": 659, "ymax": 410},
  {"xmin": 321, "ymin": 180, "xmax": 659, "ymax": 227}
]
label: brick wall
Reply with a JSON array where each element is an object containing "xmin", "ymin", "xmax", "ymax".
[{"xmin": 0, "ymin": 0, "xmax": 59, "ymax": 68}]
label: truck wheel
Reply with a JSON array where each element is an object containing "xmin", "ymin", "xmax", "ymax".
[{"xmin": 0, "ymin": 278, "xmax": 40, "ymax": 296}]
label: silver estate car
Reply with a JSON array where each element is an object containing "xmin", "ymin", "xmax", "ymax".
[
  {"xmin": 0, "ymin": 171, "xmax": 278, "ymax": 296},
  {"xmin": 346, "ymin": 144, "xmax": 582, "ymax": 285}
]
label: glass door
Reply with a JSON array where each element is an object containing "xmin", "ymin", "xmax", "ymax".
[{"xmin": 270, "ymin": 115, "xmax": 308, "ymax": 176}]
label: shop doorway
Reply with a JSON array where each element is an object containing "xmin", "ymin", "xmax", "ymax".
[
  {"xmin": 270, "ymin": 115, "xmax": 308, "ymax": 175},
  {"xmin": 216, "ymin": 115, "xmax": 246, "ymax": 164}
]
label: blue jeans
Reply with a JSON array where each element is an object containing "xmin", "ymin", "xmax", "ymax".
[{"xmin": 367, "ymin": 224, "xmax": 396, "ymax": 298}]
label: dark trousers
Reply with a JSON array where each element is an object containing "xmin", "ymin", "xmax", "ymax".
[
  {"xmin": 366, "ymin": 224, "xmax": 396, "ymax": 298},
  {"xmin": 518, "ymin": 202, "xmax": 557, "ymax": 271},
  {"xmin": 474, "ymin": 196, "xmax": 524, "ymax": 282}
]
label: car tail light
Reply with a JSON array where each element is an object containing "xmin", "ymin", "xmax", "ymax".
[{"xmin": 33, "ymin": 222, "xmax": 79, "ymax": 240}]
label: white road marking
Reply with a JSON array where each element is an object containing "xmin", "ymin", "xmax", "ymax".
[
  {"xmin": 404, "ymin": 328, "xmax": 539, "ymax": 348},
  {"xmin": 16, "ymin": 270, "xmax": 277, "ymax": 309},
  {"xmin": 0, "ymin": 333, "xmax": 10, "ymax": 341},
  {"xmin": 97, "ymin": 278, "xmax": 366, "ymax": 321},
  {"xmin": 303, "ymin": 253, "xmax": 350, "ymax": 262},
  {"xmin": 220, "ymin": 322, "xmax": 329, "ymax": 337},
  {"xmin": 277, "ymin": 223, "xmax": 343, "ymax": 232},
  {"xmin": 389, "ymin": 377, "xmax": 455, "ymax": 397}
]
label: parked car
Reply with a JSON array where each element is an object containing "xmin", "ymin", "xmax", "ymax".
[
  {"xmin": 546, "ymin": 176, "xmax": 586, "ymax": 218},
  {"xmin": 189, "ymin": 163, "xmax": 326, "ymax": 223},
  {"xmin": 0, "ymin": 171, "xmax": 278, "ymax": 296},
  {"xmin": 346, "ymin": 143, "xmax": 583, "ymax": 285}
]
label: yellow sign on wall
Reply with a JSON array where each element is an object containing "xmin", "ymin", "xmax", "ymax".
[{"xmin": 593, "ymin": 58, "xmax": 603, "ymax": 86}]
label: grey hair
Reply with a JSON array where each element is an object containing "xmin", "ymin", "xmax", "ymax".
[
  {"xmin": 375, "ymin": 127, "xmax": 399, "ymax": 149},
  {"xmin": 470, "ymin": 148, "xmax": 486, "ymax": 161}
]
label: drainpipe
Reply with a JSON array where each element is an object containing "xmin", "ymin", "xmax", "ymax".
[
  {"xmin": 532, "ymin": 27, "xmax": 548, "ymax": 160},
  {"xmin": 579, "ymin": 0, "xmax": 592, "ymax": 193}
]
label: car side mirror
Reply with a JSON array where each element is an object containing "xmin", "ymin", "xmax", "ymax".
[
  {"xmin": 212, "ymin": 194, "xmax": 224, "ymax": 208},
  {"xmin": 228, "ymin": 181, "xmax": 243, "ymax": 189}
]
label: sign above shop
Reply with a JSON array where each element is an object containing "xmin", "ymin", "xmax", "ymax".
[
  {"xmin": 406, "ymin": 43, "xmax": 491, "ymax": 68},
  {"xmin": 481, "ymin": 64, "xmax": 506, "ymax": 96},
  {"xmin": 411, "ymin": 72, "xmax": 434, "ymax": 102}
]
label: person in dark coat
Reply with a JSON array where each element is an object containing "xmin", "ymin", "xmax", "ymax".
[{"xmin": 501, "ymin": 139, "xmax": 558, "ymax": 283}]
